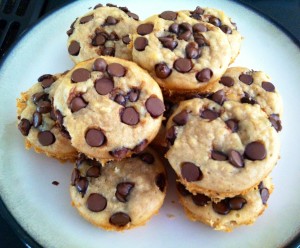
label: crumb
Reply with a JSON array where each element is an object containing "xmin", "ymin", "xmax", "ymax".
[
  {"xmin": 167, "ymin": 214, "xmax": 175, "ymax": 219},
  {"xmin": 52, "ymin": 181, "xmax": 59, "ymax": 186}
]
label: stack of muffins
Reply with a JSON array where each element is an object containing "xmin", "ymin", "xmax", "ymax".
[{"xmin": 17, "ymin": 3, "xmax": 282, "ymax": 232}]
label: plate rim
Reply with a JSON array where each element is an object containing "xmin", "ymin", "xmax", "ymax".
[{"xmin": 0, "ymin": 0, "xmax": 299, "ymax": 247}]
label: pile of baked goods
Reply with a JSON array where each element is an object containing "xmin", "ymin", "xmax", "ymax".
[{"xmin": 17, "ymin": 3, "xmax": 282, "ymax": 232}]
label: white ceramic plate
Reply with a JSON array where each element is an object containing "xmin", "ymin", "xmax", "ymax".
[{"xmin": 0, "ymin": 0, "xmax": 300, "ymax": 247}]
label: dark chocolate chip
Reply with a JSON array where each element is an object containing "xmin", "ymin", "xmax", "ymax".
[
  {"xmin": 102, "ymin": 47, "xmax": 115, "ymax": 56},
  {"xmin": 225, "ymin": 119, "xmax": 239, "ymax": 132},
  {"xmin": 132, "ymin": 139, "xmax": 148, "ymax": 153},
  {"xmin": 193, "ymin": 23, "xmax": 207, "ymax": 33},
  {"xmin": 85, "ymin": 129, "xmax": 106, "ymax": 147},
  {"xmin": 50, "ymin": 109, "xmax": 57, "ymax": 121},
  {"xmin": 94, "ymin": 3, "xmax": 103, "ymax": 9},
  {"xmin": 196, "ymin": 68, "xmax": 213, "ymax": 82},
  {"xmin": 110, "ymin": 147, "xmax": 129, "ymax": 159},
  {"xmin": 190, "ymin": 6, "xmax": 204, "ymax": 20},
  {"xmin": 220, "ymin": 25, "xmax": 232, "ymax": 34},
  {"xmin": 110, "ymin": 212, "xmax": 131, "ymax": 226},
  {"xmin": 209, "ymin": 16, "xmax": 221, "ymax": 27},
  {"xmin": 260, "ymin": 188, "xmax": 269, "ymax": 205},
  {"xmin": 158, "ymin": 36, "xmax": 178, "ymax": 51},
  {"xmin": 262, "ymin": 81, "xmax": 275, "ymax": 92},
  {"xmin": 134, "ymin": 37, "xmax": 148, "ymax": 51},
  {"xmin": 36, "ymin": 101, "xmax": 52, "ymax": 114},
  {"xmin": 174, "ymin": 58, "xmax": 193, "ymax": 73},
  {"xmin": 122, "ymin": 35, "xmax": 131, "ymax": 44},
  {"xmin": 166, "ymin": 126, "xmax": 177, "ymax": 146},
  {"xmin": 169, "ymin": 23, "xmax": 179, "ymax": 34},
  {"xmin": 137, "ymin": 23, "xmax": 154, "ymax": 35},
  {"xmin": 106, "ymin": 3, "xmax": 117, "ymax": 7},
  {"xmin": 192, "ymin": 193, "xmax": 210, "ymax": 206},
  {"xmin": 95, "ymin": 78, "xmax": 114, "ymax": 95},
  {"xmin": 239, "ymin": 73, "xmax": 253, "ymax": 85},
  {"xmin": 114, "ymin": 94, "xmax": 126, "ymax": 106},
  {"xmin": 71, "ymin": 68, "xmax": 91, "ymax": 83},
  {"xmin": 228, "ymin": 150, "xmax": 244, "ymax": 168},
  {"xmin": 71, "ymin": 168, "xmax": 80, "ymax": 186},
  {"xmin": 107, "ymin": 63, "xmax": 126, "ymax": 77},
  {"xmin": 181, "ymin": 162, "xmax": 203, "ymax": 182},
  {"xmin": 103, "ymin": 16, "xmax": 118, "ymax": 26},
  {"xmin": 211, "ymin": 150, "xmax": 227, "ymax": 161},
  {"xmin": 38, "ymin": 74, "xmax": 55, "ymax": 89},
  {"xmin": 67, "ymin": 28, "xmax": 74, "ymax": 36},
  {"xmin": 93, "ymin": 58, "xmax": 107, "ymax": 72},
  {"xmin": 241, "ymin": 92, "xmax": 257, "ymax": 105},
  {"xmin": 173, "ymin": 110, "xmax": 188, "ymax": 126},
  {"xmin": 87, "ymin": 193, "xmax": 107, "ymax": 212},
  {"xmin": 145, "ymin": 96, "xmax": 165, "ymax": 118},
  {"xmin": 18, "ymin": 118, "xmax": 31, "ymax": 136},
  {"xmin": 229, "ymin": 196, "xmax": 247, "ymax": 210},
  {"xmin": 156, "ymin": 173, "xmax": 166, "ymax": 192},
  {"xmin": 55, "ymin": 109, "xmax": 63, "ymax": 128},
  {"xmin": 38, "ymin": 131, "xmax": 56, "ymax": 146},
  {"xmin": 68, "ymin": 41, "xmax": 80, "ymax": 56},
  {"xmin": 128, "ymin": 88, "xmax": 140, "ymax": 102},
  {"xmin": 219, "ymin": 76, "xmax": 234, "ymax": 87},
  {"xmin": 80, "ymin": 15, "xmax": 93, "ymax": 24},
  {"xmin": 33, "ymin": 112, "xmax": 42, "ymax": 128},
  {"xmin": 244, "ymin": 141, "xmax": 266, "ymax": 161},
  {"xmin": 194, "ymin": 33, "xmax": 208, "ymax": 47},
  {"xmin": 86, "ymin": 166, "xmax": 101, "ymax": 178},
  {"xmin": 178, "ymin": 23, "xmax": 192, "ymax": 41},
  {"xmin": 212, "ymin": 199, "xmax": 230, "ymax": 215},
  {"xmin": 211, "ymin": 90, "xmax": 226, "ymax": 105},
  {"xmin": 176, "ymin": 183, "xmax": 191, "ymax": 197},
  {"xmin": 200, "ymin": 109, "xmax": 219, "ymax": 120},
  {"xmin": 116, "ymin": 182, "xmax": 135, "ymax": 202},
  {"xmin": 140, "ymin": 153, "xmax": 154, "ymax": 164},
  {"xmin": 108, "ymin": 31, "xmax": 119, "ymax": 41},
  {"xmin": 75, "ymin": 177, "xmax": 88, "ymax": 195},
  {"xmin": 269, "ymin": 114, "xmax": 282, "ymax": 132},
  {"xmin": 127, "ymin": 12, "xmax": 139, "ymax": 20},
  {"xmin": 120, "ymin": 107, "xmax": 139, "ymax": 125},
  {"xmin": 159, "ymin": 11, "xmax": 177, "ymax": 20},
  {"xmin": 92, "ymin": 34, "xmax": 106, "ymax": 46},
  {"xmin": 32, "ymin": 92, "xmax": 48, "ymax": 104},
  {"xmin": 185, "ymin": 42, "xmax": 201, "ymax": 59},
  {"xmin": 70, "ymin": 96, "xmax": 88, "ymax": 112},
  {"xmin": 155, "ymin": 63, "xmax": 172, "ymax": 78}
]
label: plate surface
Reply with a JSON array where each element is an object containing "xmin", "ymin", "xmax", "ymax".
[{"xmin": 0, "ymin": 0, "xmax": 300, "ymax": 247}]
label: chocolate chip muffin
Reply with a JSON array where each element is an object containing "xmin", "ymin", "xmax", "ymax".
[
  {"xmin": 53, "ymin": 56, "xmax": 165, "ymax": 162},
  {"xmin": 17, "ymin": 73, "xmax": 77, "ymax": 161},
  {"xmin": 67, "ymin": 3, "xmax": 139, "ymax": 63},
  {"xmin": 70, "ymin": 148, "xmax": 167, "ymax": 231}
]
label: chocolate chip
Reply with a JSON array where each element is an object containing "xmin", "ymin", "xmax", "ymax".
[
  {"xmin": 127, "ymin": 12, "xmax": 139, "ymax": 20},
  {"xmin": 155, "ymin": 63, "xmax": 172, "ymax": 78},
  {"xmin": 190, "ymin": 6, "xmax": 204, "ymax": 20},
  {"xmin": 220, "ymin": 25, "xmax": 232, "ymax": 34},
  {"xmin": 269, "ymin": 114, "xmax": 282, "ymax": 132},
  {"xmin": 194, "ymin": 33, "xmax": 208, "ymax": 47},
  {"xmin": 225, "ymin": 119, "xmax": 239, "ymax": 132},
  {"xmin": 80, "ymin": 15, "xmax": 93, "ymax": 24},
  {"xmin": 71, "ymin": 68, "xmax": 91, "ymax": 83},
  {"xmin": 120, "ymin": 107, "xmax": 139, "ymax": 125},
  {"xmin": 192, "ymin": 194, "xmax": 210, "ymax": 206},
  {"xmin": 108, "ymin": 31, "xmax": 119, "ymax": 41},
  {"xmin": 262, "ymin": 81, "xmax": 275, "ymax": 92},
  {"xmin": 70, "ymin": 96, "xmax": 88, "ymax": 112},
  {"xmin": 173, "ymin": 110, "xmax": 188, "ymax": 125},
  {"xmin": 122, "ymin": 35, "xmax": 131, "ymax": 44},
  {"xmin": 87, "ymin": 158, "xmax": 102, "ymax": 167},
  {"xmin": 145, "ymin": 96, "xmax": 165, "ymax": 118},
  {"xmin": 176, "ymin": 183, "xmax": 191, "ymax": 196},
  {"xmin": 156, "ymin": 173, "xmax": 166, "ymax": 192},
  {"xmin": 178, "ymin": 23, "xmax": 192, "ymax": 41},
  {"xmin": 61, "ymin": 127, "xmax": 71, "ymax": 140},
  {"xmin": 86, "ymin": 166, "xmax": 101, "ymax": 178},
  {"xmin": 169, "ymin": 23, "xmax": 179, "ymax": 34},
  {"xmin": 209, "ymin": 16, "xmax": 221, "ymax": 27},
  {"xmin": 260, "ymin": 188, "xmax": 269, "ymax": 204},
  {"xmin": 94, "ymin": 3, "xmax": 103, "ymax": 9},
  {"xmin": 85, "ymin": 129, "xmax": 106, "ymax": 147},
  {"xmin": 32, "ymin": 92, "xmax": 48, "ymax": 104},
  {"xmin": 228, "ymin": 150, "xmax": 244, "ymax": 168},
  {"xmin": 106, "ymin": 3, "xmax": 117, "ymax": 7},
  {"xmin": 196, "ymin": 68, "xmax": 213, "ymax": 82},
  {"xmin": 50, "ymin": 109, "xmax": 57, "ymax": 121},
  {"xmin": 92, "ymin": 34, "xmax": 106, "ymax": 46},
  {"xmin": 166, "ymin": 126, "xmax": 177, "ymax": 146},
  {"xmin": 93, "ymin": 58, "xmax": 107, "ymax": 72},
  {"xmin": 174, "ymin": 58, "xmax": 193, "ymax": 73},
  {"xmin": 159, "ymin": 11, "xmax": 177, "ymax": 20},
  {"xmin": 116, "ymin": 182, "xmax": 135, "ymax": 202},
  {"xmin": 87, "ymin": 193, "xmax": 107, "ymax": 212},
  {"xmin": 244, "ymin": 141, "xmax": 266, "ymax": 161},
  {"xmin": 110, "ymin": 212, "xmax": 131, "ymax": 226},
  {"xmin": 219, "ymin": 76, "xmax": 234, "ymax": 87},
  {"xmin": 211, "ymin": 90, "xmax": 226, "ymax": 105},
  {"xmin": 114, "ymin": 94, "xmax": 126, "ymax": 106},
  {"xmin": 211, "ymin": 150, "xmax": 227, "ymax": 161},
  {"xmin": 239, "ymin": 73, "xmax": 253, "ymax": 85},
  {"xmin": 32, "ymin": 112, "xmax": 42, "ymax": 128},
  {"xmin": 185, "ymin": 42, "xmax": 201, "ymax": 59},
  {"xmin": 139, "ymin": 153, "xmax": 154, "ymax": 164},
  {"xmin": 68, "ymin": 41, "xmax": 80, "ymax": 56},
  {"xmin": 18, "ymin": 118, "xmax": 31, "ymax": 136},
  {"xmin": 241, "ymin": 92, "xmax": 257, "ymax": 105},
  {"xmin": 132, "ymin": 139, "xmax": 148, "ymax": 153},
  {"xmin": 103, "ymin": 16, "xmax": 118, "ymax": 26},
  {"xmin": 212, "ymin": 199, "xmax": 230, "ymax": 215},
  {"xmin": 71, "ymin": 168, "xmax": 80, "ymax": 186},
  {"xmin": 38, "ymin": 74, "xmax": 55, "ymax": 89},
  {"xmin": 67, "ymin": 28, "xmax": 74, "ymax": 36},
  {"xmin": 75, "ymin": 177, "xmax": 88, "ymax": 195},
  {"xmin": 38, "ymin": 131, "xmax": 56, "ymax": 146},
  {"xmin": 200, "ymin": 109, "xmax": 219, "ymax": 120},
  {"xmin": 102, "ymin": 47, "xmax": 115, "ymax": 56},
  {"xmin": 95, "ymin": 78, "xmax": 114, "ymax": 95},
  {"xmin": 109, "ymin": 148, "xmax": 129, "ymax": 159},
  {"xmin": 229, "ymin": 196, "xmax": 247, "ymax": 210},
  {"xmin": 134, "ymin": 37, "xmax": 148, "ymax": 51},
  {"xmin": 181, "ymin": 162, "xmax": 202, "ymax": 182},
  {"xmin": 158, "ymin": 36, "xmax": 178, "ymax": 51},
  {"xmin": 193, "ymin": 23, "xmax": 207, "ymax": 33},
  {"xmin": 107, "ymin": 63, "xmax": 126, "ymax": 77},
  {"xmin": 36, "ymin": 101, "xmax": 52, "ymax": 114},
  {"xmin": 54, "ymin": 109, "xmax": 63, "ymax": 127},
  {"xmin": 137, "ymin": 23, "xmax": 153, "ymax": 35},
  {"xmin": 128, "ymin": 88, "xmax": 140, "ymax": 102}
]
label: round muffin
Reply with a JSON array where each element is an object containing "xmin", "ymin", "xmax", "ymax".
[
  {"xmin": 67, "ymin": 3, "xmax": 139, "ymax": 63},
  {"xmin": 70, "ymin": 148, "xmax": 167, "ymax": 231},
  {"xmin": 131, "ymin": 10, "xmax": 231, "ymax": 94},
  {"xmin": 17, "ymin": 73, "xmax": 77, "ymax": 161},
  {"xmin": 53, "ymin": 56, "xmax": 165, "ymax": 162},
  {"xmin": 165, "ymin": 98, "xmax": 280, "ymax": 199}
]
